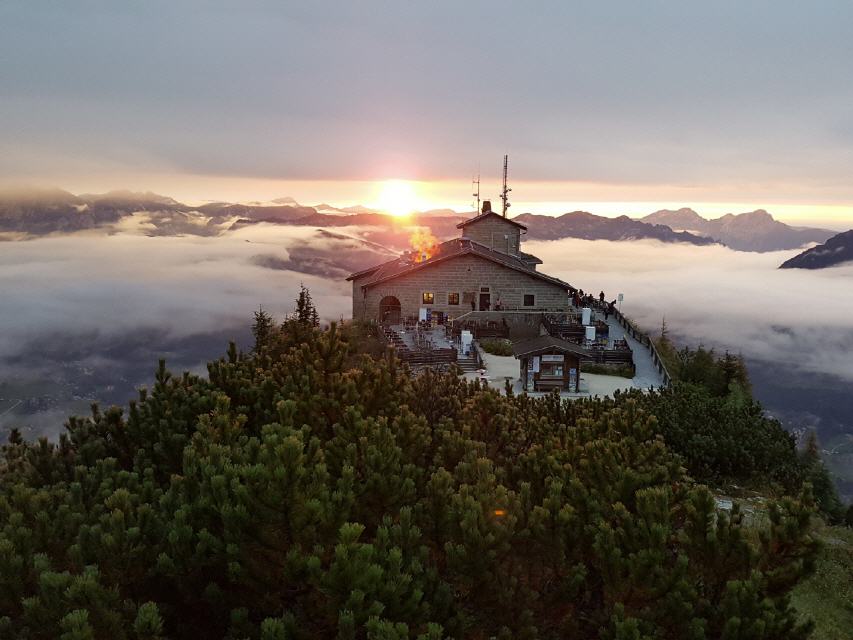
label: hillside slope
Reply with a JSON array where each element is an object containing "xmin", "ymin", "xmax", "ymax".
[{"xmin": 780, "ymin": 229, "xmax": 853, "ymax": 269}]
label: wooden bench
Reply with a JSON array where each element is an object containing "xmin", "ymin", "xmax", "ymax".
[{"xmin": 535, "ymin": 378, "xmax": 565, "ymax": 392}]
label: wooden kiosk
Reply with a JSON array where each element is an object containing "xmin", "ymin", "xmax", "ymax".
[{"xmin": 512, "ymin": 335, "xmax": 590, "ymax": 393}]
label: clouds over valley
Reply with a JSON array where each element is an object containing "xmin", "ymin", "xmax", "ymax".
[
  {"xmin": 531, "ymin": 239, "xmax": 853, "ymax": 383},
  {"xmin": 0, "ymin": 224, "xmax": 379, "ymax": 437}
]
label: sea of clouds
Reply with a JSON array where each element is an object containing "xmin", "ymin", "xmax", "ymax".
[
  {"xmin": 0, "ymin": 224, "xmax": 356, "ymax": 368},
  {"xmin": 2, "ymin": 224, "xmax": 853, "ymax": 441},
  {"xmin": 529, "ymin": 239, "xmax": 853, "ymax": 383}
]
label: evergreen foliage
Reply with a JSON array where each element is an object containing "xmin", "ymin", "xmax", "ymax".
[
  {"xmin": 799, "ymin": 433, "xmax": 845, "ymax": 524},
  {"xmin": 478, "ymin": 339, "xmax": 513, "ymax": 357},
  {"xmin": 652, "ymin": 327, "xmax": 842, "ymax": 521},
  {"xmin": 252, "ymin": 306, "xmax": 275, "ymax": 353},
  {"xmin": 292, "ymin": 283, "xmax": 320, "ymax": 328},
  {"xmin": 0, "ymin": 295, "xmax": 823, "ymax": 638},
  {"xmin": 638, "ymin": 385, "xmax": 803, "ymax": 490}
]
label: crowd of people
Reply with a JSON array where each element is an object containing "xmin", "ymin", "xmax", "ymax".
[{"xmin": 571, "ymin": 288, "xmax": 618, "ymax": 319}]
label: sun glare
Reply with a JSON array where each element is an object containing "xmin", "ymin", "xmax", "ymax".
[{"xmin": 375, "ymin": 180, "xmax": 418, "ymax": 218}]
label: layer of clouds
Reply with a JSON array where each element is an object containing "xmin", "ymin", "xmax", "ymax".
[
  {"xmin": 0, "ymin": 224, "xmax": 355, "ymax": 370},
  {"xmin": 530, "ymin": 239, "xmax": 853, "ymax": 382}
]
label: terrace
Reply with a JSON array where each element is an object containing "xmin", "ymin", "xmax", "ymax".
[{"xmin": 376, "ymin": 300, "xmax": 669, "ymax": 395}]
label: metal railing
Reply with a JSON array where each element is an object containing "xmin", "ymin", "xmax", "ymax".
[{"xmin": 609, "ymin": 307, "xmax": 673, "ymax": 388}]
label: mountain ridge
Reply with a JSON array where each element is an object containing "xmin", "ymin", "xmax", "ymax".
[
  {"xmin": 0, "ymin": 188, "xmax": 841, "ymax": 252},
  {"xmin": 642, "ymin": 207, "xmax": 834, "ymax": 252},
  {"xmin": 514, "ymin": 211, "xmax": 716, "ymax": 245},
  {"xmin": 779, "ymin": 229, "xmax": 853, "ymax": 269}
]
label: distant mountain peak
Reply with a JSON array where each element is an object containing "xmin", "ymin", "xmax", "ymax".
[
  {"xmin": 729, "ymin": 209, "xmax": 773, "ymax": 221},
  {"xmin": 641, "ymin": 207, "xmax": 833, "ymax": 251},
  {"xmin": 270, "ymin": 196, "xmax": 300, "ymax": 205}
]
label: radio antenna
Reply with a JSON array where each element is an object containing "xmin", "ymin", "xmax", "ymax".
[
  {"xmin": 500, "ymin": 154, "xmax": 511, "ymax": 217},
  {"xmin": 472, "ymin": 172, "xmax": 481, "ymax": 213}
]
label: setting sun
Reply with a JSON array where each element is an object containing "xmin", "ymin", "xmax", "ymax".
[{"xmin": 374, "ymin": 180, "xmax": 418, "ymax": 217}]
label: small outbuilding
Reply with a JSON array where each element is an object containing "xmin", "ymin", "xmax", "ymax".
[{"xmin": 512, "ymin": 335, "xmax": 591, "ymax": 393}]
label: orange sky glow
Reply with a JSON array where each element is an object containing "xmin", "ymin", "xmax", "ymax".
[{"xmin": 35, "ymin": 172, "xmax": 853, "ymax": 230}]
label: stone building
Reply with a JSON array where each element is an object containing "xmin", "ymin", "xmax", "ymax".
[{"xmin": 348, "ymin": 202, "xmax": 573, "ymax": 324}]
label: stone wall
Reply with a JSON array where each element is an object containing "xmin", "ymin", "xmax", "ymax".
[
  {"xmin": 351, "ymin": 254, "xmax": 569, "ymax": 322},
  {"xmin": 461, "ymin": 215, "xmax": 521, "ymax": 255}
]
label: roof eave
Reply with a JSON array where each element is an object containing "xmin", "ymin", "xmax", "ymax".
[
  {"xmin": 456, "ymin": 211, "xmax": 527, "ymax": 230},
  {"xmin": 346, "ymin": 265, "xmax": 382, "ymax": 281}
]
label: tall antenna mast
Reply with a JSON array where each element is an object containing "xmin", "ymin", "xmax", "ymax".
[
  {"xmin": 472, "ymin": 173, "xmax": 480, "ymax": 213},
  {"xmin": 500, "ymin": 154, "xmax": 511, "ymax": 217}
]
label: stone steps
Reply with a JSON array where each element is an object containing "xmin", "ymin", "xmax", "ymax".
[{"xmin": 456, "ymin": 357, "xmax": 480, "ymax": 372}]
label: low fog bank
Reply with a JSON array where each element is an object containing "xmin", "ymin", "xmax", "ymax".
[
  {"xmin": 0, "ymin": 224, "xmax": 361, "ymax": 354},
  {"xmin": 530, "ymin": 239, "xmax": 853, "ymax": 383},
  {"xmin": 0, "ymin": 224, "xmax": 369, "ymax": 439}
]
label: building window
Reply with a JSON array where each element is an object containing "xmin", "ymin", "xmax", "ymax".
[
  {"xmin": 523, "ymin": 294, "xmax": 535, "ymax": 306},
  {"xmin": 422, "ymin": 292, "xmax": 434, "ymax": 304},
  {"xmin": 541, "ymin": 363, "xmax": 563, "ymax": 377},
  {"xmin": 480, "ymin": 286, "xmax": 490, "ymax": 292},
  {"xmin": 448, "ymin": 292, "xmax": 460, "ymax": 305}
]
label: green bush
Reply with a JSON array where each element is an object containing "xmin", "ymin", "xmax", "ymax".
[
  {"xmin": 478, "ymin": 338, "xmax": 513, "ymax": 356},
  {"xmin": 0, "ymin": 294, "xmax": 824, "ymax": 638},
  {"xmin": 638, "ymin": 384, "xmax": 803, "ymax": 489},
  {"xmin": 582, "ymin": 363, "xmax": 634, "ymax": 378}
]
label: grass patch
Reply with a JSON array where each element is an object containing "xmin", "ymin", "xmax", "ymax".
[
  {"xmin": 479, "ymin": 338, "xmax": 514, "ymax": 357},
  {"xmin": 583, "ymin": 363, "xmax": 635, "ymax": 378},
  {"xmin": 791, "ymin": 523, "xmax": 853, "ymax": 640}
]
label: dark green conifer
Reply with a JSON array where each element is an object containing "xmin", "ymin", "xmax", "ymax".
[
  {"xmin": 252, "ymin": 305, "xmax": 275, "ymax": 352},
  {"xmin": 0, "ymin": 312, "xmax": 824, "ymax": 638}
]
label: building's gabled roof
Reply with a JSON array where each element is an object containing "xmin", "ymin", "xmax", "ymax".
[
  {"xmin": 518, "ymin": 251, "xmax": 543, "ymax": 265},
  {"xmin": 346, "ymin": 237, "xmax": 572, "ymax": 291},
  {"xmin": 512, "ymin": 335, "xmax": 592, "ymax": 359},
  {"xmin": 456, "ymin": 210, "xmax": 527, "ymax": 230}
]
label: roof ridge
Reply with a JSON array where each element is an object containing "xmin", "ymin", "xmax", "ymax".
[{"xmin": 456, "ymin": 210, "xmax": 527, "ymax": 230}]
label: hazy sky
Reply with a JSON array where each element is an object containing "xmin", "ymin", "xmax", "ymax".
[{"xmin": 2, "ymin": 1, "xmax": 853, "ymax": 221}]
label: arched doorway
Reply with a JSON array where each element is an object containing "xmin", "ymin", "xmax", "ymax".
[{"xmin": 379, "ymin": 295, "xmax": 402, "ymax": 325}]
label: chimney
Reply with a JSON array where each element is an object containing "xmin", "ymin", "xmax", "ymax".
[{"xmin": 481, "ymin": 200, "xmax": 492, "ymax": 214}]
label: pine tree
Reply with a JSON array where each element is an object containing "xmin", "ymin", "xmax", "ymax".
[
  {"xmin": 801, "ymin": 431, "xmax": 844, "ymax": 522},
  {"xmin": 251, "ymin": 305, "xmax": 275, "ymax": 352},
  {"xmin": 294, "ymin": 283, "xmax": 320, "ymax": 327}
]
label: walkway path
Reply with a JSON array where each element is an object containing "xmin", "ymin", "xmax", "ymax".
[{"xmin": 603, "ymin": 313, "xmax": 665, "ymax": 389}]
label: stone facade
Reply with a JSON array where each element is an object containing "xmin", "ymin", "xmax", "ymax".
[
  {"xmin": 351, "ymin": 253, "xmax": 569, "ymax": 322},
  {"xmin": 460, "ymin": 214, "xmax": 522, "ymax": 256}
]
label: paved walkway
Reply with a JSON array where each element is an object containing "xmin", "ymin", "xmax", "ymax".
[{"xmin": 602, "ymin": 313, "xmax": 665, "ymax": 389}]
